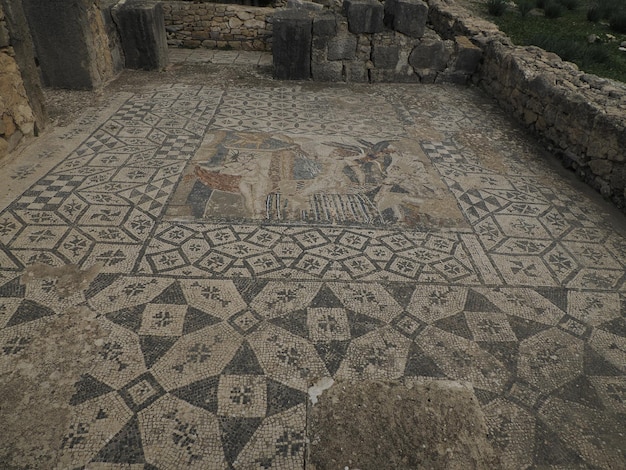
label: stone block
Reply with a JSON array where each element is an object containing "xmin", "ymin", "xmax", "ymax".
[
  {"xmin": 328, "ymin": 35, "xmax": 357, "ymax": 61},
  {"xmin": 452, "ymin": 36, "xmax": 482, "ymax": 74},
  {"xmin": 312, "ymin": 61, "xmax": 343, "ymax": 81},
  {"xmin": 370, "ymin": 65, "xmax": 419, "ymax": 82},
  {"xmin": 0, "ymin": 137, "xmax": 7, "ymax": 159},
  {"xmin": 0, "ymin": 20, "xmax": 9, "ymax": 48},
  {"xmin": 288, "ymin": 0, "xmax": 324, "ymax": 11},
  {"xmin": 372, "ymin": 44, "xmax": 399, "ymax": 69},
  {"xmin": 113, "ymin": 0, "xmax": 169, "ymax": 70},
  {"xmin": 22, "ymin": 0, "xmax": 113, "ymax": 89},
  {"xmin": 384, "ymin": 0, "xmax": 427, "ymax": 38},
  {"xmin": 313, "ymin": 35, "xmax": 329, "ymax": 51},
  {"xmin": 344, "ymin": 0, "xmax": 384, "ymax": 34},
  {"xmin": 345, "ymin": 61, "xmax": 369, "ymax": 82},
  {"xmin": 273, "ymin": 9, "xmax": 312, "ymax": 80},
  {"xmin": 589, "ymin": 159, "xmax": 613, "ymax": 178},
  {"xmin": 416, "ymin": 69, "xmax": 438, "ymax": 83},
  {"xmin": 408, "ymin": 38, "xmax": 449, "ymax": 71},
  {"xmin": 313, "ymin": 11, "xmax": 337, "ymax": 37},
  {"xmin": 435, "ymin": 71, "xmax": 470, "ymax": 85}
]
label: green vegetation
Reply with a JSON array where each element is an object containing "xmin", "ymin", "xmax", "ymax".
[
  {"xmin": 544, "ymin": 2, "xmax": 563, "ymax": 18},
  {"xmin": 518, "ymin": 0, "xmax": 533, "ymax": 17},
  {"xmin": 486, "ymin": 0, "xmax": 626, "ymax": 82},
  {"xmin": 487, "ymin": 0, "xmax": 508, "ymax": 16}
]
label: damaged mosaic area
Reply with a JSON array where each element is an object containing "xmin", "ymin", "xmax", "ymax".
[{"xmin": 0, "ymin": 76, "xmax": 625, "ymax": 469}]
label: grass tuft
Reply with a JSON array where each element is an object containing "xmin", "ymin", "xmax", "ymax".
[
  {"xmin": 609, "ymin": 13, "xmax": 626, "ymax": 33},
  {"xmin": 487, "ymin": 0, "xmax": 508, "ymax": 16},
  {"xmin": 518, "ymin": 0, "xmax": 534, "ymax": 17},
  {"xmin": 544, "ymin": 1, "xmax": 563, "ymax": 18},
  {"xmin": 558, "ymin": 0, "xmax": 579, "ymax": 10}
]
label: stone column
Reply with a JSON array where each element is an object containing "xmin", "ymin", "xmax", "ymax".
[
  {"xmin": 112, "ymin": 0, "xmax": 169, "ymax": 71},
  {"xmin": 273, "ymin": 9, "xmax": 312, "ymax": 80},
  {"xmin": 22, "ymin": 0, "xmax": 115, "ymax": 90}
]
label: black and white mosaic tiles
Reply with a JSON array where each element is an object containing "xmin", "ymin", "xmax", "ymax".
[{"xmin": 0, "ymin": 79, "xmax": 625, "ymax": 469}]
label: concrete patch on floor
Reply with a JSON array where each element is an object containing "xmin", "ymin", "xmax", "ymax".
[
  {"xmin": 21, "ymin": 263, "xmax": 101, "ymax": 299},
  {"xmin": 0, "ymin": 305, "xmax": 105, "ymax": 468},
  {"xmin": 308, "ymin": 379, "xmax": 499, "ymax": 470}
]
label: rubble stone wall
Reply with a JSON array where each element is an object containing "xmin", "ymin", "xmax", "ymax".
[
  {"xmin": 0, "ymin": 1, "xmax": 43, "ymax": 159},
  {"xmin": 307, "ymin": 1, "xmax": 483, "ymax": 85},
  {"xmin": 426, "ymin": 0, "xmax": 626, "ymax": 208},
  {"xmin": 162, "ymin": 1, "xmax": 274, "ymax": 51}
]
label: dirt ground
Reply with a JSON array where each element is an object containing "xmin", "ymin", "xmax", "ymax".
[{"xmin": 308, "ymin": 380, "xmax": 500, "ymax": 470}]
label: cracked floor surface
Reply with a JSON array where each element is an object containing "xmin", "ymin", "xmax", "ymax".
[{"xmin": 0, "ymin": 50, "xmax": 625, "ymax": 469}]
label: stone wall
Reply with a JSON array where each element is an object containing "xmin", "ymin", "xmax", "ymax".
[
  {"xmin": 313, "ymin": 0, "xmax": 482, "ymax": 83},
  {"xmin": 272, "ymin": 0, "xmax": 482, "ymax": 83},
  {"xmin": 426, "ymin": 0, "xmax": 626, "ymax": 209},
  {"xmin": 163, "ymin": 1, "xmax": 273, "ymax": 50},
  {"xmin": 0, "ymin": 0, "xmax": 45, "ymax": 159}
]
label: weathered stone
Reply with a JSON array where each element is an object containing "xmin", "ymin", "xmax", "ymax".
[
  {"xmin": 312, "ymin": 34, "xmax": 328, "ymax": 51},
  {"xmin": 313, "ymin": 11, "xmax": 337, "ymax": 37},
  {"xmin": 183, "ymin": 39, "xmax": 201, "ymax": 48},
  {"xmin": 328, "ymin": 35, "xmax": 357, "ymax": 61},
  {"xmin": 101, "ymin": 1, "xmax": 126, "ymax": 76},
  {"xmin": 273, "ymin": 9, "xmax": 312, "ymax": 80},
  {"xmin": 589, "ymin": 159, "xmax": 613, "ymax": 178},
  {"xmin": 372, "ymin": 44, "xmax": 399, "ymax": 69},
  {"xmin": 6, "ymin": 128, "xmax": 22, "ymax": 152},
  {"xmin": 452, "ymin": 35, "xmax": 482, "ymax": 74},
  {"xmin": 287, "ymin": 0, "xmax": 324, "ymax": 11},
  {"xmin": 435, "ymin": 71, "xmax": 469, "ymax": 85},
  {"xmin": 0, "ymin": 19, "xmax": 9, "ymax": 48},
  {"xmin": 312, "ymin": 61, "xmax": 343, "ymax": 81},
  {"xmin": 2, "ymin": 113, "xmax": 16, "ymax": 138},
  {"xmin": 384, "ymin": 0, "xmax": 427, "ymax": 38},
  {"xmin": 113, "ymin": 0, "xmax": 169, "ymax": 71},
  {"xmin": 417, "ymin": 69, "xmax": 438, "ymax": 83},
  {"xmin": 344, "ymin": 0, "xmax": 384, "ymax": 34},
  {"xmin": 345, "ymin": 60, "xmax": 369, "ymax": 82},
  {"xmin": 408, "ymin": 38, "xmax": 449, "ymax": 71},
  {"xmin": 0, "ymin": 0, "xmax": 46, "ymax": 135},
  {"xmin": 0, "ymin": 136, "xmax": 7, "ymax": 157},
  {"xmin": 22, "ymin": 0, "xmax": 114, "ymax": 90}
]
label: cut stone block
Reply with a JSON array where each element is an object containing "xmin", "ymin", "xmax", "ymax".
[
  {"xmin": 328, "ymin": 35, "xmax": 357, "ymax": 61},
  {"xmin": 408, "ymin": 38, "xmax": 449, "ymax": 71},
  {"xmin": 452, "ymin": 36, "xmax": 483, "ymax": 74},
  {"xmin": 345, "ymin": 61, "xmax": 369, "ymax": 82},
  {"xmin": 313, "ymin": 11, "xmax": 337, "ymax": 37},
  {"xmin": 312, "ymin": 61, "xmax": 344, "ymax": 81},
  {"xmin": 0, "ymin": 21, "xmax": 9, "ymax": 48},
  {"xmin": 370, "ymin": 65, "xmax": 420, "ymax": 83},
  {"xmin": 113, "ymin": 0, "xmax": 169, "ymax": 71},
  {"xmin": 273, "ymin": 9, "xmax": 313, "ymax": 80},
  {"xmin": 384, "ymin": 0, "xmax": 427, "ymax": 38},
  {"xmin": 372, "ymin": 44, "xmax": 399, "ymax": 69},
  {"xmin": 22, "ymin": 0, "xmax": 112, "ymax": 89},
  {"xmin": 344, "ymin": 0, "xmax": 384, "ymax": 34}
]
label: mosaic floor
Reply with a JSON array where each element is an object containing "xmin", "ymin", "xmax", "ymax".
[{"xmin": 0, "ymin": 55, "xmax": 625, "ymax": 469}]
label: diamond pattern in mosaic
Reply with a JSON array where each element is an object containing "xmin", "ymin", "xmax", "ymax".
[{"xmin": 0, "ymin": 80, "xmax": 625, "ymax": 470}]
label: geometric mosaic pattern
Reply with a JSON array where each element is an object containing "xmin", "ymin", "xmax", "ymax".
[{"xmin": 1, "ymin": 61, "xmax": 625, "ymax": 468}]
